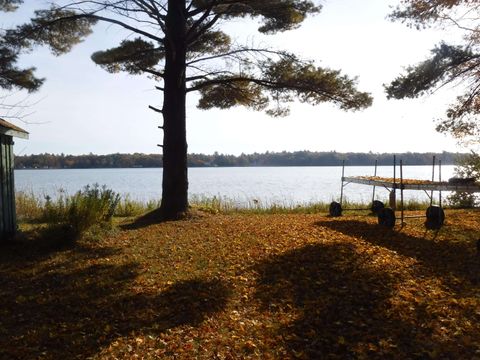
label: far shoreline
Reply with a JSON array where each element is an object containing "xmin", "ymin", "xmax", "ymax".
[
  {"xmin": 15, "ymin": 163, "xmax": 460, "ymax": 170},
  {"xmin": 14, "ymin": 151, "xmax": 466, "ymax": 170}
]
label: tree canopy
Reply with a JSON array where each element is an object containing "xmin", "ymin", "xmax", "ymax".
[
  {"xmin": 0, "ymin": 0, "xmax": 43, "ymax": 93},
  {"xmin": 0, "ymin": 0, "xmax": 45, "ymax": 119},
  {"xmin": 4, "ymin": 0, "xmax": 373, "ymax": 218},
  {"xmin": 386, "ymin": 0, "xmax": 480, "ymax": 145},
  {"xmin": 6, "ymin": 1, "xmax": 372, "ymax": 115},
  {"xmin": 0, "ymin": 0, "xmax": 23, "ymax": 12}
]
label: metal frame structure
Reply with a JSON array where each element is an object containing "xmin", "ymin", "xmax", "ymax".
[
  {"xmin": 328, "ymin": 159, "xmax": 384, "ymax": 217},
  {"xmin": 330, "ymin": 156, "xmax": 480, "ymax": 229}
]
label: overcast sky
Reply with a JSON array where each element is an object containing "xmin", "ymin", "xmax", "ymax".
[{"xmin": 1, "ymin": 0, "xmax": 468, "ymax": 156}]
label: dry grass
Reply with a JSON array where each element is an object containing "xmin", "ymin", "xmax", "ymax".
[{"xmin": 1, "ymin": 210, "xmax": 479, "ymax": 359}]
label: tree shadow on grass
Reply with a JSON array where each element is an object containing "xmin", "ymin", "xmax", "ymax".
[
  {"xmin": 316, "ymin": 219, "xmax": 480, "ymax": 286},
  {"xmin": 0, "ymin": 240, "xmax": 231, "ymax": 358},
  {"xmin": 120, "ymin": 208, "xmax": 207, "ymax": 231},
  {"xmin": 120, "ymin": 208, "xmax": 164, "ymax": 230},
  {"xmin": 253, "ymin": 241, "xmax": 479, "ymax": 359},
  {"xmin": 0, "ymin": 225, "xmax": 120, "ymax": 266}
]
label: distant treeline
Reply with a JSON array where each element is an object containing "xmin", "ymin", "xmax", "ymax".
[{"xmin": 15, "ymin": 151, "xmax": 466, "ymax": 169}]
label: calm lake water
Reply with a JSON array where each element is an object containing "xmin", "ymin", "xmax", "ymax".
[{"xmin": 15, "ymin": 165, "xmax": 456, "ymax": 206}]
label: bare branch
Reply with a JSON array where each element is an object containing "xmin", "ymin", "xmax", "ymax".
[{"xmin": 149, "ymin": 104, "xmax": 163, "ymax": 113}]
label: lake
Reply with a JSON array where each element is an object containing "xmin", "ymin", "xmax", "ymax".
[{"xmin": 14, "ymin": 165, "xmax": 457, "ymax": 206}]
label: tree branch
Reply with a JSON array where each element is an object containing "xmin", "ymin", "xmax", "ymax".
[
  {"xmin": 187, "ymin": 48, "xmax": 293, "ymax": 66},
  {"xmin": 187, "ymin": 76, "xmax": 343, "ymax": 105}
]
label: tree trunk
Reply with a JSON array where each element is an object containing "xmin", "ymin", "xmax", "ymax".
[{"xmin": 160, "ymin": 0, "xmax": 188, "ymax": 220}]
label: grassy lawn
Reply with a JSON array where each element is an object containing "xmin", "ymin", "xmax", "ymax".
[{"xmin": 1, "ymin": 210, "xmax": 480, "ymax": 359}]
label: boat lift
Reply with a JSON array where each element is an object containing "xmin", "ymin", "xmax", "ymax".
[{"xmin": 329, "ymin": 156, "xmax": 480, "ymax": 229}]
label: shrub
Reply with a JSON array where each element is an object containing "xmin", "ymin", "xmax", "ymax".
[
  {"xmin": 447, "ymin": 191, "xmax": 478, "ymax": 209},
  {"xmin": 447, "ymin": 152, "xmax": 480, "ymax": 208},
  {"xmin": 43, "ymin": 184, "xmax": 120, "ymax": 237}
]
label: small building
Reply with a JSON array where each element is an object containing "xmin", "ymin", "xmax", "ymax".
[{"xmin": 0, "ymin": 119, "xmax": 28, "ymax": 239}]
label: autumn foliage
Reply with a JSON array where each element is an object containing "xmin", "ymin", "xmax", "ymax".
[{"xmin": 1, "ymin": 210, "xmax": 479, "ymax": 358}]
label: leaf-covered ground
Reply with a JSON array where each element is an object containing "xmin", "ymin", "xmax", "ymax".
[{"xmin": 1, "ymin": 210, "xmax": 480, "ymax": 359}]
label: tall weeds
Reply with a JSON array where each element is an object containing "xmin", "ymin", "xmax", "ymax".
[
  {"xmin": 23, "ymin": 185, "xmax": 121, "ymax": 239},
  {"xmin": 16, "ymin": 189, "xmax": 432, "ymax": 226},
  {"xmin": 15, "ymin": 191, "xmax": 43, "ymax": 221}
]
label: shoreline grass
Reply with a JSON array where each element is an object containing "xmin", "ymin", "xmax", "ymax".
[{"xmin": 16, "ymin": 190, "xmax": 434, "ymax": 223}]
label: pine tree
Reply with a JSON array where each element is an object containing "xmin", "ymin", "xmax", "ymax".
[
  {"xmin": 0, "ymin": 0, "xmax": 43, "ymax": 92},
  {"xmin": 386, "ymin": 0, "xmax": 480, "ymax": 205},
  {"xmin": 386, "ymin": 0, "xmax": 480, "ymax": 144},
  {"xmin": 5, "ymin": 0, "xmax": 373, "ymax": 219}
]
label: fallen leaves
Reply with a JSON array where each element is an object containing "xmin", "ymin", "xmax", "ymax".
[
  {"xmin": 357, "ymin": 175, "xmax": 446, "ymax": 185},
  {"xmin": 0, "ymin": 210, "xmax": 479, "ymax": 358}
]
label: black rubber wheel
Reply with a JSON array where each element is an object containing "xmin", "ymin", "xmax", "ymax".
[
  {"xmin": 371, "ymin": 200, "xmax": 385, "ymax": 215},
  {"xmin": 329, "ymin": 201, "xmax": 343, "ymax": 217},
  {"xmin": 425, "ymin": 205, "xmax": 445, "ymax": 230},
  {"xmin": 378, "ymin": 207, "xmax": 396, "ymax": 228}
]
